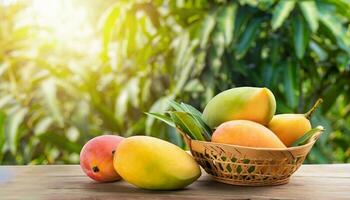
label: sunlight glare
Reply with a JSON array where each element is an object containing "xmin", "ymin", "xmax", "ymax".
[{"xmin": 29, "ymin": 0, "xmax": 93, "ymax": 41}]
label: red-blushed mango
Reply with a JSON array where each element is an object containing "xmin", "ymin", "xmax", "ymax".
[
  {"xmin": 268, "ymin": 114, "xmax": 312, "ymax": 147},
  {"xmin": 114, "ymin": 136, "xmax": 201, "ymax": 190},
  {"xmin": 212, "ymin": 120, "xmax": 286, "ymax": 148},
  {"xmin": 80, "ymin": 135, "xmax": 124, "ymax": 182},
  {"xmin": 202, "ymin": 87, "xmax": 276, "ymax": 128}
]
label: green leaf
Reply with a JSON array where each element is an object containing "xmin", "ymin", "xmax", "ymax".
[
  {"xmin": 145, "ymin": 112, "xmax": 175, "ymax": 127},
  {"xmin": 318, "ymin": 3, "xmax": 350, "ymax": 54},
  {"xmin": 99, "ymin": 3, "xmax": 121, "ymax": 60},
  {"xmin": 169, "ymin": 111, "xmax": 206, "ymax": 141},
  {"xmin": 39, "ymin": 132, "xmax": 81, "ymax": 154},
  {"xmin": 146, "ymin": 95, "xmax": 174, "ymax": 135},
  {"xmin": 291, "ymin": 126, "xmax": 324, "ymax": 147},
  {"xmin": 200, "ymin": 14, "xmax": 216, "ymax": 49},
  {"xmin": 235, "ymin": 18, "xmax": 263, "ymax": 58},
  {"xmin": 310, "ymin": 41, "xmax": 328, "ymax": 61},
  {"xmin": 217, "ymin": 3, "xmax": 237, "ymax": 47},
  {"xmin": 180, "ymin": 103, "xmax": 212, "ymax": 140},
  {"xmin": 179, "ymin": 102, "xmax": 203, "ymax": 117},
  {"xmin": 174, "ymin": 57, "xmax": 195, "ymax": 95},
  {"xmin": 292, "ymin": 14, "xmax": 310, "ymax": 59},
  {"xmin": 299, "ymin": 1, "xmax": 319, "ymax": 32},
  {"xmin": 5, "ymin": 107, "xmax": 28, "ymax": 155},
  {"xmin": 41, "ymin": 79, "xmax": 64, "ymax": 127},
  {"xmin": 271, "ymin": 1, "xmax": 296, "ymax": 31},
  {"xmin": 283, "ymin": 61, "xmax": 298, "ymax": 109},
  {"xmin": 168, "ymin": 100, "xmax": 184, "ymax": 111},
  {"xmin": 0, "ymin": 111, "xmax": 6, "ymax": 154},
  {"xmin": 34, "ymin": 117, "xmax": 54, "ymax": 136},
  {"xmin": 233, "ymin": 7, "xmax": 251, "ymax": 41}
]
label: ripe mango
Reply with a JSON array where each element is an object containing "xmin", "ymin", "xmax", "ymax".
[
  {"xmin": 212, "ymin": 120, "xmax": 286, "ymax": 148},
  {"xmin": 80, "ymin": 135, "xmax": 124, "ymax": 182},
  {"xmin": 268, "ymin": 114, "xmax": 311, "ymax": 146},
  {"xmin": 114, "ymin": 136, "xmax": 201, "ymax": 190},
  {"xmin": 202, "ymin": 87, "xmax": 276, "ymax": 128},
  {"xmin": 267, "ymin": 99, "xmax": 322, "ymax": 147}
]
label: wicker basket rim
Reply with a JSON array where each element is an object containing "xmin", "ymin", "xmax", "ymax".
[
  {"xmin": 179, "ymin": 126, "xmax": 324, "ymax": 152},
  {"xmin": 190, "ymin": 139, "xmax": 316, "ymax": 151}
]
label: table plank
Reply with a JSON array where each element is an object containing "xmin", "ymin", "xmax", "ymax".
[{"xmin": 0, "ymin": 164, "xmax": 349, "ymax": 200}]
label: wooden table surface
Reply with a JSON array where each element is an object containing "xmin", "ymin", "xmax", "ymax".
[{"xmin": 0, "ymin": 164, "xmax": 349, "ymax": 200}]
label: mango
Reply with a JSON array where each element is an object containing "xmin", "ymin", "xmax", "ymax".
[
  {"xmin": 267, "ymin": 99, "xmax": 322, "ymax": 147},
  {"xmin": 114, "ymin": 136, "xmax": 201, "ymax": 190},
  {"xmin": 212, "ymin": 120, "xmax": 286, "ymax": 148},
  {"xmin": 202, "ymin": 87, "xmax": 276, "ymax": 128},
  {"xmin": 80, "ymin": 135, "xmax": 124, "ymax": 182},
  {"xmin": 268, "ymin": 114, "xmax": 311, "ymax": 146}
]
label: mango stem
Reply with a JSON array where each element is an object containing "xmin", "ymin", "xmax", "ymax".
[{"xmin": 305, "ymin": 98, "xmax": 323, "ymax": 119}]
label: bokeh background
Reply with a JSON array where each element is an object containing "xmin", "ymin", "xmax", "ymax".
[{"xmin": 0, "ymin": 0, "xmax": 349, "ymax": 165}]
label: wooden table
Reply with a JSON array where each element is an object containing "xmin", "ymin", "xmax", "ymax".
[{"xmin": 0, "ymin": 164, "xmax": 349, "ymax": 199}]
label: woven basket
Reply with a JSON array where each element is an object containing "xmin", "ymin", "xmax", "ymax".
[{"xmin": 178, "ymin": 128, "xmax": 323, "ymax": 186}]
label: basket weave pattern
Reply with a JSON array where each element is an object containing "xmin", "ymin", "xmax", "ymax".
[{"xmin": 181, "ymin": 130, "xmax": 322, "ymax": 186}]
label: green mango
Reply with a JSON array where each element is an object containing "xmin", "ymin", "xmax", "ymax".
[{"xmin": 202, "ymin": 87, "xmax": 276, "ymax": 128}]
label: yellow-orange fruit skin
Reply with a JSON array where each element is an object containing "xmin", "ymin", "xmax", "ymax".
[
  {"xmin": 114, "ymin": 136, "xmax": 201, "ymax": 190},
  {"xmin": 212, "ymin": 120, "xmax": 286, "ymax": 148},
  {"xmin": 268, "ymin": 114, "xmax": 312, "ymax": 147}
]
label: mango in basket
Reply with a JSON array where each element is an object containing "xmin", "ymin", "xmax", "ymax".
[
  {"xmin": 212, "ymin": 120, "xmax": 286, "ymax": 148},
  {"xmin": 268, "ymin": 99, "xmax": 323, "ymax": 146},
  {"xmin": 202, "ymin": 87, "xmax": 276, "ymax": 128},
  {"xmin": 114, "ymin": 136, "xmax": 201, "ymax": 190}
]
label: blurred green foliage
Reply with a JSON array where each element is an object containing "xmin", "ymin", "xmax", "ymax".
[{"xmin": 0, "ymin": 0, "xmax": 349, "ymax": 164}]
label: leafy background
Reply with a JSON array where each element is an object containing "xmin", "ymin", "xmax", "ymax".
[{"xmin": 0, "ymin": 0, "xmax": 349, "ymax": 164}]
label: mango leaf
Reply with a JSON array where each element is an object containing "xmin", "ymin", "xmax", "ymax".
[
  {"xmin": 235, "ymin": 18, "xmax": 263, "ymax": 58},
  {"xmin": 321, "ymin": 81, "xmax": 344, "ymax": 114},
  {"xmin": 34, "ymin": 117, "xmax": 54, "ymax": 136},
  {"xmin": 180, "ymin": 102, "xmax": 202, "ymax": 117},
  {"xmin": 299, "ymin": 1, "xmax": 319, "ymax": 32},
  {"xmin": 292, "ymin": 14, "xmax": 310, "ymax": 59},
  {"xmin": 217, "ymin": 3, "xmax": 237, "ymax": 47},
  {"xmin": 200, "ymin": 14, "xmax": 216, "ymax": 49},
  {"xmin": 291, "ymin": 126, "xmax": 324, "ymax": 147},
  {"xmin": 5, "ymin": 107, "xmax": 28, "ymax": 155},
  {"xmin": 233, "ymin": 7, "xmax": 251, "ymax": 41},
  {"xmin": 169, "ymin": 111, "xmax": 206, "ymax": 141},
  {"xmin": 174, "ymin": 57, "xmax": 195, "ymax": 96},
  {"xmin": 0, "ymin": 112, "xmax": 6, "ymax": 154},
  {"xmin": 180, "ymin": 103, "xmax": 212, "ymax": 139},
  {"xmin": 310, "ymin": 41, "xmax": 328, "ymax": 61},
  {"xmin": 318, "ymin": 3, "xmax": 350, "ymax": 54},
  {"xmin": 39, "ymin": 132, "xmax": 81, "ymax": 154},
  {"xmin": 0, "ymin": 95, "xmax": 13, "ymax": 109},
  {"xmin": 41, "ymin": 79, "xmax": 64, "ymax": 127},
  {"xmin": 146, "ymin": 95, "xmax": 174, "ymax": 135},
  {"xmin": 271, "ymin": 1, "xmax": 296, "ymax": 31},
  {"xmin": 99, "ymin": 3, "xmax": 120, "ymax": 60},
  {"xmin": 167, "ymin": 101, "xmax": 212, "ymax": 140},
  {"xmin": 144, "ymin": 112, "xmax": 175, "ymax": 127},
  {"xmin": 283, "ymin": 61, "xmax": 298, "ymax": 110},
  {"xmin": 168, "ymin": 100, "xmax": 183, "ymax": 111}
]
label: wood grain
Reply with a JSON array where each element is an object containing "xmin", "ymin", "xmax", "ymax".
[{"xmin": 0, "ymin": 164, "xmax": 349, "ymax": 200}]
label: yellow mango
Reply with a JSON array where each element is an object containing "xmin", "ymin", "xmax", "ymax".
[
  {"xmin": 113, "ymin": 136, "xmax": 201, "ymax": 190},
  {"xmin": 212, "ymin": 120, "xmax": 286, "ymax": 148},
  {"xmin": 268, "ymin": 99, "xmax": 322, "ymax": 147},
  {"xmin": 202, "ymin": 87, "xmax": 276, "ymax": 128},
  {"xmin": 268, "ymin": 114, "xmax": 311, "ymax": 146}
]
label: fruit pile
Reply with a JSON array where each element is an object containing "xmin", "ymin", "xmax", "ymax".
[
  {"xmin": 149, "ymin": 86, "xmax": 323, "ymax": 148},
  {"xmin": 80, "ymin": 135, "xmax": 201, "ymax": 190},
  {"xmin": 80, "ymin": 86, "xmax": 322, "ymax": 190}
]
